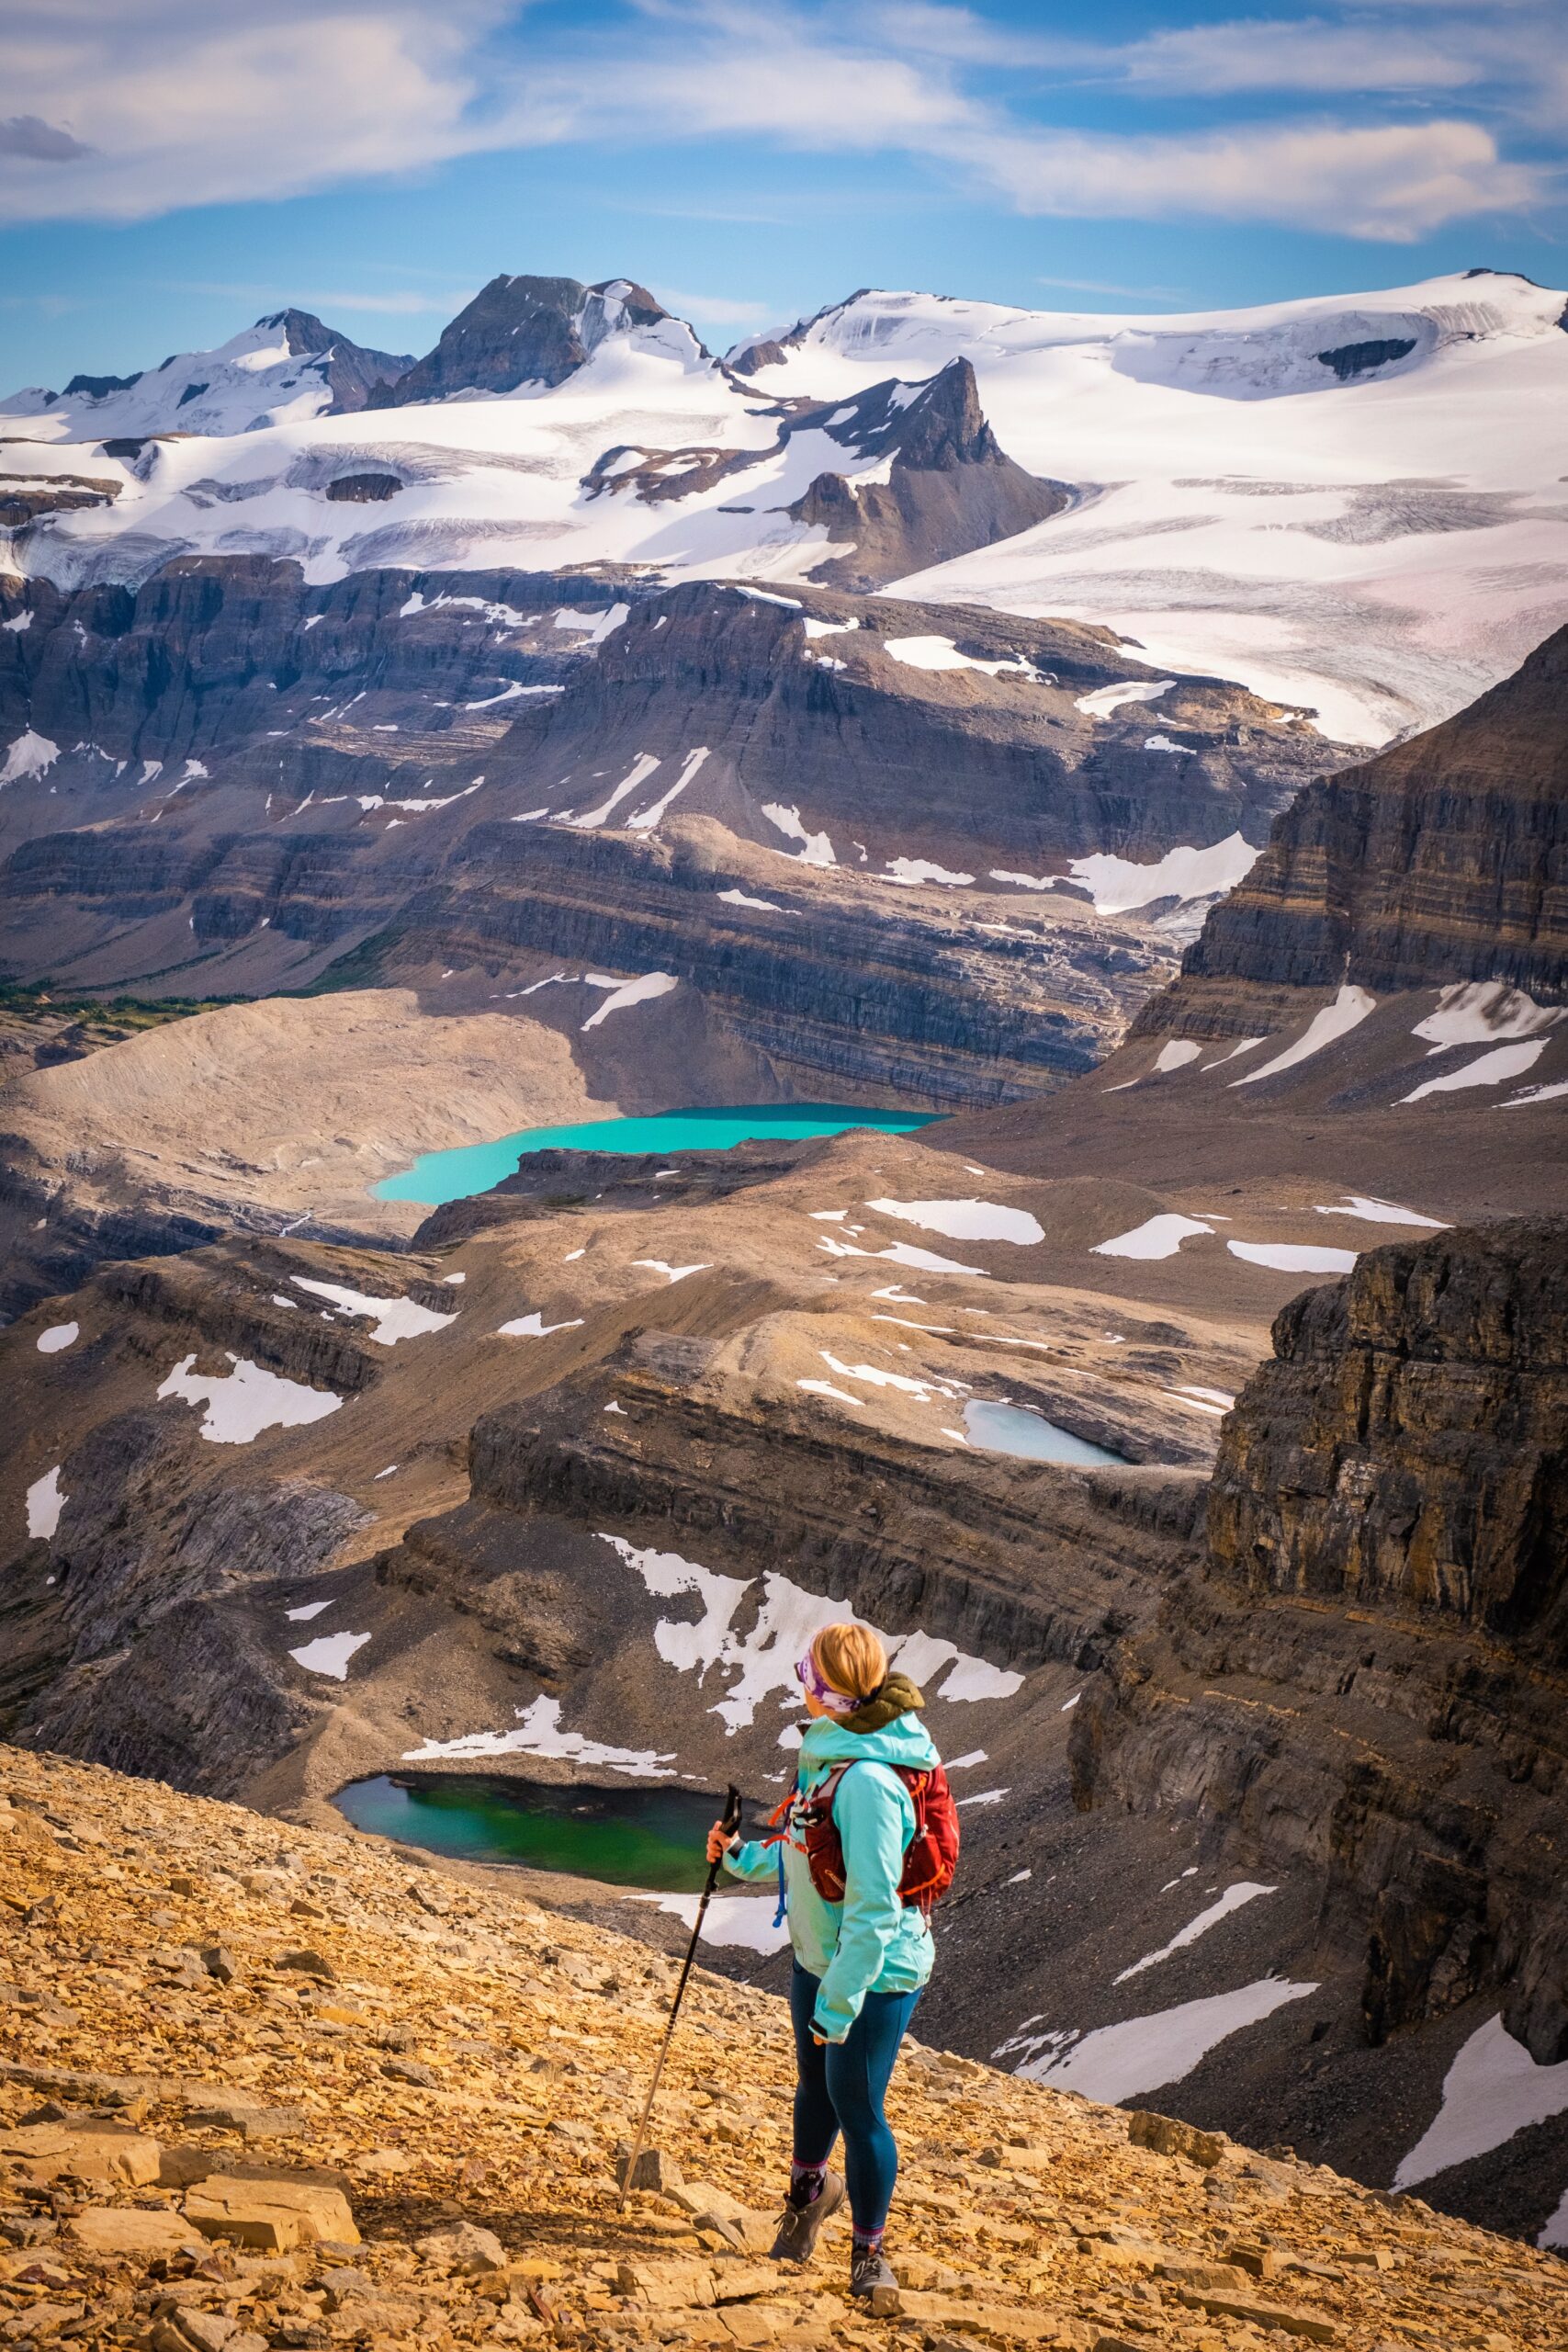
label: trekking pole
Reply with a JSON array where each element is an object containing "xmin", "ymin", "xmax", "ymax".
[{"xmin": 616, "ymin": 1781, "xmax": 741, "ymax": 2212}]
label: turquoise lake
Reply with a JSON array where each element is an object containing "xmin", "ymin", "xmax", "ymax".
[
  {"xmin": 333, "ymin": 1773, "xmax": 722, "ymax": 1890},
  {"xmin": 375, "ymin": 1102, "xmax": 941, "ymax": 1207}
]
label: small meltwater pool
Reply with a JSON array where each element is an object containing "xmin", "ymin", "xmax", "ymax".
[
  {"xmin": 963, "ymin": 1397, "xmax": 1128, "ymax": 1466},
  {"xmin": 375, "ymin": 1102, "xmax": 942, "ymax": 1207},
  {"xmin": 333, "ymin": 1773, "xmax": 724, "ymax": 1891}
]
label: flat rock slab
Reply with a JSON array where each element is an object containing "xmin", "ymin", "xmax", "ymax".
[
  {"xmin": 184, "ymin": 2172, "xmax": 358, "ymax": 2251},
  {"xmin": 0, "ymin": 2120, "xmax": 163, "ymax": 2186},
  {"xmin": 1174, "ymin": 2285, "xmax": 1337, "ymax": 2340},
  {"xmin": 69, "ymin": 2206, "xmax": 206, "ymax": 2257}
]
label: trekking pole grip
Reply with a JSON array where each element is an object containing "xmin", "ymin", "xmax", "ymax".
[{"xmin": 705, "ymin": 1783, "xmax": 742, "ymax": 1894}]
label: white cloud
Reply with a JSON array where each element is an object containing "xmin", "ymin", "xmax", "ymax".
[
  {"xmin": 1110, "ymin": 17, "xmax": 1486, "ymax": 94},
  {"xmin": 650, "ymin": 287, "xmax": 772, "ymax": 324},
  {"xmin": 0, "ymin": 0, "xmax": 517, "ymax": 223},
  {"xmin": 0, "ymin": 0, "xmax": 1552, "ymax": 245},
  {"xmin": 1037, "ymin": 275, "xmax": 1185, "ymax": 298},
  {"xmin": 164, "ymin": 277, "xmax": 473, "ymax": 316},
  {"xmin": 968, "ymin": 115, "xmax": 1540, "ymax": 241}
]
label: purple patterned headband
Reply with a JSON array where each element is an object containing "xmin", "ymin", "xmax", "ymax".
[{"xmin": 795, "ymin": 1643, "xmax": 858, "ymax": 1714}]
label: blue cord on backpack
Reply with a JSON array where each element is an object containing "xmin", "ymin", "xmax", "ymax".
[{"xmin": 773, "ymin": 1845, "xmax": 788, "ymax": 1928}]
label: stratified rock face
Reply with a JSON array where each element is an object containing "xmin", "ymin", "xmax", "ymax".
[
  {"xmin": 1178, "ymin": 622, "xmax": 1568, "ymax": 1004},
  {"xmin": 792, "ymin": 357, "xmax": 1068, "ymax": 590},
  {"xmin": 1208, "ymin": 1219, "xmax": 1568, "ymax": 1660},
  {"xmin": 1074, "ymin": 1218, "xmax": 1568, "ymax": 2106},
  {"xmin": 376, "ymin": 276, "xmax": 673, "ymax": 404}
]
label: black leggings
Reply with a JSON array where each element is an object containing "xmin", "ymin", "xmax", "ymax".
[{"xmin": 789, "ymin": 1962, "xmax": 919, "ymax": 2233}]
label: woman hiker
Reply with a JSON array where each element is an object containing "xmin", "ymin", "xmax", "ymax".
[{"xmin": 706, "ymin": 1623, "xmax": 957, "ymax": 2300}]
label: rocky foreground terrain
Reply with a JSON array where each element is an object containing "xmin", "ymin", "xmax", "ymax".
[{"xmin": 6, "ymin": 1741, "xmax": 1566, "ymax": 2352}]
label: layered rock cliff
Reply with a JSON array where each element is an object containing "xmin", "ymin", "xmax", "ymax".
[
  {"xmin": 1154, "ymin": 620, "xmax": 1568, "ymax": 1034},
  {"xmin": 1071, "ymin": 1218, "xmax": 1568, "ymax": 2234}
]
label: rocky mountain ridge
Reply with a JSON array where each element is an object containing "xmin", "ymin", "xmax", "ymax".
[
  {"xmin": 6, "ymin": 268, "xmax": 1565, "ymax": 739},
  {"xmin": 1169, "ymin": 621, "xmax": 1568, "ymax": 1012},
  {"xmin": 4, "ymin": 314, "xmax": 414, "ymax": 444},
  {"xmin": 370, "ymin": 276, "xmax": 685, "ymax": 406}
]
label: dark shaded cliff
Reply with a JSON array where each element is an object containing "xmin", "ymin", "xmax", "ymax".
[
  {"xmin": 1074, "ymin": 1221, "xmax": 1568, "ymax": 2153},
  {"xmin": 1209, "ymin": 1220, "xmax": 1567, "ymax": 1658},
  {"xmin": 1156, "ymin": 621, "xmax": 1568, "ymax": 1028},
  {"xmin": 372, "ymin": 276, "xmax": 676, "ymax": 405},
  {"xmin": 788, "ymin": 356, "xmax": 1068, "ymax": 590}
]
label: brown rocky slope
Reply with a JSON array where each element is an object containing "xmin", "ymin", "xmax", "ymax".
[
  {"xmin": 6, "ymin": 1740, "xmax": 1565, "ymax": 2351},
  {"xmin": 5, "ymin": 1129, "xmax": 1566, "ymax": 2235}
]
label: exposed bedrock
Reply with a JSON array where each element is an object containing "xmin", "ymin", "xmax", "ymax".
[
  {"xmin": 787, "ymin": 356, "xmax": 1068, "ymax": 589},
  {"xmin": 493, "ymin": 579, "xmax": 1325, "ymax": 865},
  {"xmin": 0, "ymin": 557, "xmax": 619, "ymax": 786},
  {"xmin": 0, "ymin": 1237, "xmax": 446, "ymax": 1785},
  {"xmin": 443, "ymin": 1347, "xmax": 1202, "ymax": 1680},
  {"xmin": 371, "ymin": 275, "xmax": 675, "ymax": 405},
  {"xmin": 1072, "ymin": 1218, "xmax": 1568, "ymax": 2086},
  {"xmin": 1153, "ymin": 620, "xmax": 1568, "ymax": 1029},
  {"xmin": 1209, "ymin": 1219, "xmax": 1567, "ymax": 1653},
  {"xmin": 371, "ymin": 819, "xmax": 1117, "ymax": 1102}
]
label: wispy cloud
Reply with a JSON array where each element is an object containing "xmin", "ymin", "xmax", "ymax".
[
  {"xmin": 974, "ymin": 116, "xmax": 1539, "ymax": 241},
  {"xmin": 1037, "ymin": 275, "xmax": 1185, "ymax": 299},
  {"xmin": 650, "ymin": 287, "xmax": 771, "ymax": 324},
  {"xmin": 0, "ymin": 0, "xmax": 1556, "ymax": 244},
  {"xmin": 164, "ymin": 277, "xmax": 470, "ymax": 316}
]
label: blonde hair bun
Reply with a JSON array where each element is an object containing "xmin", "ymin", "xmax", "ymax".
[{"xmin": 813, "ymin": 1623, "xmax": 888, "ymax": 1702}]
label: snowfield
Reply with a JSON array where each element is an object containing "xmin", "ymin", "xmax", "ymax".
[{"xmin": 5, "ymin": 271, "xmax": 1565, "ymax": 742}]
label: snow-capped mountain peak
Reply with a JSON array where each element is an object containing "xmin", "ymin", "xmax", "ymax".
[
  {"xmin": 371, "ymin": 274, "xmax": 707, "ymax": 408},
  {"xmin": 2, "ymin": 267, "xmax": 1564, "ymax": 745},
  {"xmin": 4, "ymin": 311, "xmax": 415, "ymax": 445}
]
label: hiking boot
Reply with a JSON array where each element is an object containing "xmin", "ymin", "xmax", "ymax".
[
  {"xmin": 769, "ymin": 2168, "xmax": 845, "ymax": 2263},
  {"xmin": 849, "ymin": 2245, "xmax": 899, "ymax": 2299}
]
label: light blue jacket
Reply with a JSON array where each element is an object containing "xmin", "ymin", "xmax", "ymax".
[{"xmin": 723, "ymin": 1711, "xmax": 939, "ymax": 2041}]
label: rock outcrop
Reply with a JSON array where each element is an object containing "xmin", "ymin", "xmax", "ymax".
[
  {"xmin": 372, "ymin": 276, "xmax": 679, "ymax": 405},
  {"xmin": 788, "ymin": 357, "xmax": 1068, "ymax": 590},
  {"xmin": 1156, "ymin": 620, "xmax": 1568, "ymax": 1033},
  {"xmin": 8, "ymin": 1742, "xmax": 1560, "ymax": 2349},
  {"xmin": 1072, "ymin": 1218, "xmax": 1568, "ymax": 2232},
  {"xmin": 1207, "ymin": 1218, "xmax": 1567, "ymax": 1656}
]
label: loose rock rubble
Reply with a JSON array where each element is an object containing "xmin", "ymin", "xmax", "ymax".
[{"xmin": 3, "ymin": 1745, "xmax": 1563, "ymax": 2350}]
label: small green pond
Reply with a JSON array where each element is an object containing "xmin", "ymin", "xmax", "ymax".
[
  {"xmin": 333, "ymin": 1773, "xmax": 723, "ymax": 1891},
  {"xmin": 374, "ymin": 1102, "xmax": 941, "ymax": 1207}
]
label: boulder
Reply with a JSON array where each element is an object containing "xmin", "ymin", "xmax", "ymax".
[
  {"xmin": 1127, "ymin": 2111, "xmax": 1228, "ymax": 2169},
  {"xmin": 615, "ymin": 2141, "xmax": 682, "ymax": 2194},
  {"xmin": 184, "ymin": 2171, "xmax": 358, "ymax": 2250},
  {"xmin": 414, "ymin": 2218, "xmax": 507, "ymax": 2273},
  {"xmin": 1, "ymin": 2120, "xmax": 163, "ymax": 2186}
]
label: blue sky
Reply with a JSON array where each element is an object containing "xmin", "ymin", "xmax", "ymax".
[{"xmin": 3, "ymin": 0, "xmax": 1563, "ymax": 387}]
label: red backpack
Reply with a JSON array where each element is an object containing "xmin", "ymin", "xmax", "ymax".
[{"xmin": 767, "ymin": 1760, "xmax": 960, "ymax": 1914}]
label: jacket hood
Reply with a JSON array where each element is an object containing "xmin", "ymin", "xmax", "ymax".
[
  {"xmin": 800, "ymin": 1707, "xmax": 940, "ymax": 1771},
  {"xmin": 840, "ymin": 1669, "xmax": 926, "ymax": 1735}
]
